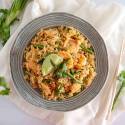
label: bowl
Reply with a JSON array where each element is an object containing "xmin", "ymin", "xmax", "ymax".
[{"xmin": 10, "ymin": 12, "xmax": 108, "ymax": 111}]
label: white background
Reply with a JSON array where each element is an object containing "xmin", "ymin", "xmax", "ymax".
[
  {"xmin": 0, "ymin": 0, "xmax": 125, "ymax": 125},
  {"xmin": 0, "ymin": 96, "xmax": 125, "ymax": 125}
]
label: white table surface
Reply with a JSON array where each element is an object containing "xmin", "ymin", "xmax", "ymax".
[
  {"xmin": 0, "ymin": 0, "xmax": 125, "ymax": 125},
  {"xmin": 0, "ymin": 96, "xmax": 125, "ymax": 125}
]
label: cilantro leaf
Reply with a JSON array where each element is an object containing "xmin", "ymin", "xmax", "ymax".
[{"xmin": 0, "ymin": 76, "xmax": 10, "ymax": 95}]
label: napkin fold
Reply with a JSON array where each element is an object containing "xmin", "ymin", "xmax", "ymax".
[{"xmin": 0, "ymin": 0, "xmax": 125, "ymax": 125}]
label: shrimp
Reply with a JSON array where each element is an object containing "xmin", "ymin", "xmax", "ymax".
[
  {"xmin": 69, "ymin": 84, "xmax": 81, "ymax": 96},
  {"xmin": 58, "ymin": 51, "xmax": 73, "ymax": 69},
  {"xmin": 40, "ymin": 83, "xmax": 51, "ymax": 97},
  {"xmin": 64, "ymin": 38, "xmax": 80, "ymax": 54},
  {"xmin": 74, "ymin": 53, "xmax": 87, "ymax": 69},
  {"xmin": 25, "ymin": 60, "xmax": 41, "ymax": 75}
]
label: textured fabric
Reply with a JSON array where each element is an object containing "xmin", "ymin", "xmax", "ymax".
[{"xmin": 0, "ymin": 0, "xmax": 125, "ymax": 125}]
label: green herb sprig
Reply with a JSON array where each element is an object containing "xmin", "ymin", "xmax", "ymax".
[
  {"xmin": 0, "ymin": 77, "xmax": 10, "ymax": 95},
  {"xmin": 112, "ymin": 70, "xmax": 125, "ymax": 110},
  {"xmin": 0, "ymin": 0, "xmax": 28, "ymax": 45}
]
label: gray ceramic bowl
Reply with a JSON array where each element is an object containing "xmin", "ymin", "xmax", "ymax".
[{"xmin": 10, "ymin": 12, "xmax": 108, "ymax": 111}]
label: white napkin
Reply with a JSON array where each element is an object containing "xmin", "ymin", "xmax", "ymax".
[{"xmin": 0, "ymin": 0, "xmax": 125, "ymax": 125}]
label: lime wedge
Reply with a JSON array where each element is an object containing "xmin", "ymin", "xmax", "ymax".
[{"xmin": 42, "ymin": 54, "xmax": 63, "ymax": 76}]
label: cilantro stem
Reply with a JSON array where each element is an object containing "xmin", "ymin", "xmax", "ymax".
[
  {"xmin": 112, "ymin": 70, "xmax": 125, "ymax": 111},
  {"xmin": 112, "ymin": 84, "xmax": 123, "ymax": 110}
]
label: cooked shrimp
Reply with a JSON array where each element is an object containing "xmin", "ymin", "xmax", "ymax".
[
  {"xmin": 74, "ymin": 53, "xmax": 87, "ymax": 69},
  {"xmin": 58, "ymin": 51, "xmax": 73, "ymax": 69},
  {"xmin": 40, "ymin": 83, "xmax": 51, "ymax": 97},
  {"xmin": 69, "ymin": 84, "xmax": 81, "ymax": 95}
]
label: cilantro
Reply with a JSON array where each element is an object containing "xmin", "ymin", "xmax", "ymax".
[
  {"xmin": 0, "ymin": 76, "xmax": 10, "ymax": 95},
  {"xmin": 112, "ymin": 71, "xmax": 125, "ymax": 110},
  {"xmin": 0, "ymin": 0, "xmax": 28, "ymax": 45}
]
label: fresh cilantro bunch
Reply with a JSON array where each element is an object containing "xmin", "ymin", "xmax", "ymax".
[
  {"xmin": 0, "ymin": 0, "xmax": 28, "ymax": 45},
  {"xmin": 0, "ymin": 77, "xmax": 10, "ymax": 95}
]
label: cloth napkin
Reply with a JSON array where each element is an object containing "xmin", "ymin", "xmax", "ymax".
[{"xmin": 0, "ymin": 0, "xmax": 125, "ymax": 125}]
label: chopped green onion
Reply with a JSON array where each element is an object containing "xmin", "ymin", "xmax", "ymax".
[
  {"xmin": 80, "ymin": 43, "xmax": 94, "ymax": 54},
  {"xmin": 66, "ymin": 72, "xmax": 82, "ymax": 84},
  {"xmin": 33, "ymin": 44, "xmax": 44, "ymax": 49},
  {"xmin": 70, "ymin": 69, "xmax": 81, "ymax": 75}
]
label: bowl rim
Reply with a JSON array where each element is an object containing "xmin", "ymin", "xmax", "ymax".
[{"xmin": 10, "ymin": 12, "xmax": 109, "ymax": 111}]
